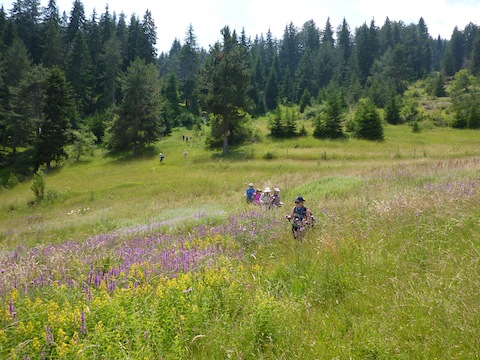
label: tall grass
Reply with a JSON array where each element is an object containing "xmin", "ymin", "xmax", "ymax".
[{"xmin": 0, "ymin": 124, "xmax": 479, "ymax": 358}]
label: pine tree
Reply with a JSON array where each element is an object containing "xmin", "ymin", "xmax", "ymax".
[
  {"xmin": 42, "ymin": 0, "xmax": 63, "ymax": 68},
  {"xmin": 65, "ymin": 31, "xmax": 92, "ymax": 117},
  {"xmin": 270, "ymin": 106, "xmax": 285, "ymax": 138},
  {"xmin": 384, "ymin": 93, "xmax": 402, "ymax": 125},
  {"xmin": 65, "ymin": 0, "xmax": 85, "ymax": 45},
  {"xmin": 162, "ymin": 71, "xmax": 180, "ymax": 128},
  {"xmin": 353, "ymin": 97, "xmax": 384, "ymax": 140},
  {"xmin": 9, "ymin": 64, "xmax": 47, "ymax": 153},
  {"xmin": 470, "ymin": 32, "xmax": 480, "ymax": 76},
  {"xmin": 98, "ymin": 36, "xmax": 122, "ymax": 109},
  {"xmin": 299, "ymin": 88, "xmax": 312, "ymax": 113},
  {"xmin": 35, "ymin": 66, "xmax": 75, "ymax": 171},
  {"xmin": 139, "ymin": 10, "xmax": 157, "ymax": 64},
  {"xmin": 111, "ymin": 58, "xmax": 164, "ymax": 157},
  {"xmin": 313, "ymin": 89, "xmax": 345, "ymax": 139},
  {"xmin": 179, "ymin": 24, "xmax": 199, "ymax": 111},
  {"xmin": 202, "ymin": 26, "xmax": 253, "ymax": 155},
  {"xmin": 264, "ymin": 57, "xmax": 279, "ymax": 111}
]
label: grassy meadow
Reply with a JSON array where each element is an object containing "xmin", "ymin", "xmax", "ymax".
[{"xmin": 1, "ymin": 120, "xmax": 480, "ymax": 358}]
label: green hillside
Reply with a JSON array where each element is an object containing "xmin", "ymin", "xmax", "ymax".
[{"xmin": 1, "ymin": 117, "xmax": 479, "ymax": 358}]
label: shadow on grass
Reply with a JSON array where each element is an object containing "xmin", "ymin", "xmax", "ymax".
[
  {"xmin": 103, "ymin": 144, "xmax": 159, "ymax": 163},
  {"xmin": 210, "ymin": 148, "xmax": 252, "ymax": 161}
]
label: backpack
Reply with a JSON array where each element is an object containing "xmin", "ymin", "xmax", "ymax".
[{"xmin": 293, "ymin": 206, "xmax": 316, "ymax": 227}]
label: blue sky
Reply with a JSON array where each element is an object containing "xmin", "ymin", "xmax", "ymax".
[{"xmin": 2, "ymin": 0, "xmax": 480, "ymax": 53}]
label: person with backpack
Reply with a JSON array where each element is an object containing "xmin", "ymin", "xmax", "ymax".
[
  {"xmin": 286, "ymin": 196, "xmax": 314, "ymax": 238},
  {"xmin": 260, "ymin": 187, "xmax": 272, "ymax": 209},
  {"xmin": 244, "ymin": 183, "xmax": 255, "ymax": 204},
  {"xmin": 269, "ymin": 187, "xmax": 284, "ymax": 208}
]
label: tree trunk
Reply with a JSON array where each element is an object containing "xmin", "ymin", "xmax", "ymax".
[
  {"xmin": 132, "ymin": 144, "xmax": 136, "ymax": 157},
  {"xmin": 222, "ymin": 131, "xmax": 228, "ymax": 156}
]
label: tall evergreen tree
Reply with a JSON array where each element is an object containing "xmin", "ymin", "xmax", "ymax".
[
  {"xmin": 444, "ymin": 26, "xmax": 465, "ymax": 76},
  {"xmin": 300, "ymin": 19, "xmax": 320, "ymax": 52},
  {"xmin": 264, "ymin": 56, "xmax": 280, "ymax": 111},
  {"xmin": 139, "ymin": 9, "xmax": 157, "ymax": 64},
  {"xmin": 279, "ymin": 22, "xmax": 300, "ymax": 101},
  {"xmin": 322, "ymin": 17, "xmax": 334, "ymax": 45},
  {"xmin": 10, "ymin": 0, "xmax": 43, "ymax": 63},
  {"xmin": 99, "ymin": 5, "xmax": 115, "ymax": 46},
  {"xmin": 470, "ymin": 32, "xmax": 480, "ymax": 76},
  {"xmin": 35, "ymin": 66, "xmax": 75, "ymax": 171},
  {"xmin": 201, "ymin": 26, "xmax": 253, "ymax": 155},
  {"xmin": 354, "ymin": 22, "xmax": 375, "ymax": 84},
  {"xmin": 179, "ymin": 24, "xmax": 199, "ymax": 111},
  {"xmin": 65, "ymin": 0, "xmax": 85, "ymax": 45},
  {"xmin": 65, "ymin": 30, "xmax": 92, "ymax": 117},
  {"xmin": 314, "ymin": 88, "xmax": 345, "ymax": 138},
  {"xmin": 98, "ymin": 36, "xmax": 122, "ymax": 109},
  {"xmin": 162, "ymin": 71, "xmax": 180, "ymax": 128},
  {"xmin": 42, "ymin": 0, "xmax": 63, "ymax": 68},
  {"xmin": 9, "ymin": 64, "xmax": 47, "ymax": 152},
  {"xmin": 111, "ymin": 58, "xmax": 164, "ymax": 157}
]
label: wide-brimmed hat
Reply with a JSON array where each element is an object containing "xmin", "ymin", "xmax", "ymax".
[
  {"xmin": 248, "ymin": 183, "xmax": 254, "ymax": 187},
  {"xmin": 264, "ymin": 187, "xmax": 271, "ymax": 192},
  {"xmin": 295, "ymin": 196, "xmax": 305, "ymax": 202},
  {"xmin": 274, "ymin": 188, "xmax": 280, "ymax": 192}
]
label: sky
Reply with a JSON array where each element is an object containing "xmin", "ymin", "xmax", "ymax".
[{"xmin": 2, "ymin": 0, "xmax": 480, "ymax": 53}]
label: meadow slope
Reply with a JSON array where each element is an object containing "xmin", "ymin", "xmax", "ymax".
[{"xmin": 0, "ymin": 124, "xmax": 479, "ymax": 358}]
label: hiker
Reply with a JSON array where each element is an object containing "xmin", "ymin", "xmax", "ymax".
[
  {"xmin": 270, "ymin": 187, "xmax": 284, "ymax": 208},
  {"xmin": 286, "ymin": 196, "xmax": 313, "ymax": 238},
  {"xmin": 244, "ymin": 183, "xmax": 255, "ymax": 204},
  {"xmin": 159, "ymin": 152, "xmax": 165, "ymax": 163},
  {"xmin": 183, "ymin": 149, "xmax": 188, "ymax": 157},
  {"xmin": 253, "ymin": 189, "xmax": 262, "ymax": 205},
  {"xmin": 260, "ymin": 187, "xmax": 272, "ymax": 208}
]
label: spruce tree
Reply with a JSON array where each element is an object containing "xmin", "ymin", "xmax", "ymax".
[
  {"xmin": 313, "ymin": 90, "xmax": 345, "ymax": 139},
  {"xmin": 202, "ymin": 26, "xmax": 253, "ymax": 155},
  {"xmin": 384, "ymin": 93, "xmax": 402, "ymax": 125},
  {"xmin": 35, "ymin": 67, "xmax": 75, "ymax": 171},
  {"xmin": 179, "ymin": 24, "xmax": 199, "ymax": 112},
  {"xmin": 111, "ymin": 58, "xmax": 164, "ymax": 157},
  {"xmin": 353, "ymin": 98, "xmax": 384, "ymax": 140}
]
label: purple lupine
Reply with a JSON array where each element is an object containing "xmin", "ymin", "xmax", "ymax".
[
  {"xmin": 80, "ymin": 310, "xmax": 87, "ymax": 335},
  {"xmin": 45, "ymin": 325, "xmax": 54, "ymax": 344}
]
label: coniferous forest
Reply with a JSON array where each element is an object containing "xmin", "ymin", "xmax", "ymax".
[{"xmin": 1, "ymin": 0, "xmax": 480, "ymax": 173}]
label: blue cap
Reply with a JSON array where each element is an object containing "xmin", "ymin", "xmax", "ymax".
[{"xmin": 295, "ymin": 196, "xmax": 305, "ymax": 202}]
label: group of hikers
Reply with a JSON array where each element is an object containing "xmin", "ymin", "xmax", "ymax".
[
  {"xmin": 244, "ymin": 183, "xmax": 315, "ymax": 238},
  {"xmin": 244, "ymin": 183, "xmax": 284, "ymax": 209}
]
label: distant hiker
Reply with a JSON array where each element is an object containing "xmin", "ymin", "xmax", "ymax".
[
  {"xmin": 253, "ymin": 189, "xmax": 262, "ymax": 205},
  {"xmin": 270, "ymin": 187, "xmax": 284, "ymax": 208},
  {"xmin": 260, "ymin": 187, "xmax": 272, "ymax": 208},
  {"xmin": 182, "ymin": 135, "xmax": 185, "ymax": 141},
  {"xmin": 183, "ymin": 149, "xmax": 188, "ymax": 157},
  {"xmin": 286, "ymin": 196, "xmax": 314, "ymax": 238},
  {"xmin": 159, "ymin": 152, "xmax": 165, "ymax": 163},
  {"xmin": 244, "ymin": 183, "xmax": 255, "ymax": 204}
]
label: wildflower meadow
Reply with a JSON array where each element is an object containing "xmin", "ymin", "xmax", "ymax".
[{"xmin": 1, "ymin": 125, "xmax": 480, "ymax": 358}]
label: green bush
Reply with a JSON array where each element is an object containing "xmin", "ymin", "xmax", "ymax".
[
  {"xmin": 263, "ymin": 151, "xmax": 275, "ymax": 160},
  {"xmin": 31, "ymin": 170, "xmax": 46, "ymax": 202},
  {"xmin": 6, "ymin": 172, "xmax": 19, "ymax": 189}
]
